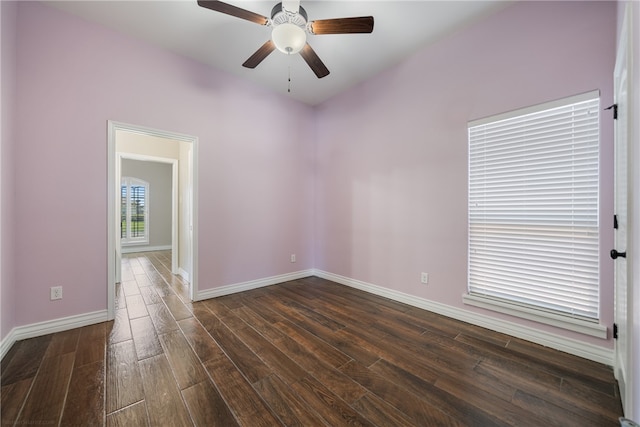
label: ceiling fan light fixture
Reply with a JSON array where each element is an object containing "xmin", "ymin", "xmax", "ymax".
[
  {"xmin": 272, "ymin": 23, "xmax": 306, "ymax": 54},
  {"xmin": 198, "ymin": 1, "xmax": 373, "ymax": 79}
]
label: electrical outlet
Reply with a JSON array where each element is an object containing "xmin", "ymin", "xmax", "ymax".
[
  {"xmin": 290, "ymin": 254, "xmax": 296, "ymax": 263},
  {"xmin": 421, "ymin": 272, "xmax": 429, "ymax": 284},
  {"xmin": 50, "ymin": 286, "xmax": 63, "ymax": 300}
]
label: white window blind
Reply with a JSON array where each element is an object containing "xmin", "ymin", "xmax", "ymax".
[
  {"xmin": 121, "ymin": 177, "xmax": 149, "ymax": 245},
  {"xmin": 468, "ymin": 92, "xmax": 600, "ymax": 321}
]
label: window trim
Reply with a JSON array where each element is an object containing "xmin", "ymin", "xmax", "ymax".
[
  {"xmin": 463, "ymin": 293, "xmax": 607, "ymax": 338},
  {"xmin": 465, "ymin": 90, "xmax": 607, "ymax": 338},
  {"xmin": 121, "ymin": 177, "xmax": 149, "ymax": 246},
  {"xmin": 469, "ymin": 90, "xmax": 600, "ymax": 127}
]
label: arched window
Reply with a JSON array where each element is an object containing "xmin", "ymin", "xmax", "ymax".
[{"xmin": 121, "ymin": 177, "xmax": 149, "ymax": 245}]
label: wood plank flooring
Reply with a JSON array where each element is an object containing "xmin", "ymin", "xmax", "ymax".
[{"xmin": 1, "ymin": 251, "xmax": 624, "ymax": 426}]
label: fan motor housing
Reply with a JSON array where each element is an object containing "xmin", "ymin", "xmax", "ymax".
[{"xmin": 271, "ymin": 2, "xmax": 308, "ymax": 26}]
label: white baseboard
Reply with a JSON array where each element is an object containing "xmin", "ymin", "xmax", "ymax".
[
  {"xmin": 0, "ymin": 310, "xmax": 108, "ymax": 361},
  {"xmin": 313, "ymin": 270, "xmax": 614, "ymax": 366},
  {"xmin": 121, "ymin": 245, "xmax": 171, "ymax": 254},
  {"xmin": 196, "ymin": 269, "xmax": 314, "ymax": 301},
  {"xmin": 0, "ymin": 329, "xmax": 17, "ymax": 361},
  {"xmin": 178, "ymin": 268, "xmax": 190, "ymax": 283},
  {"xmin": 1, "ymin": 272, "xmax": 614, "ymax": 366}
]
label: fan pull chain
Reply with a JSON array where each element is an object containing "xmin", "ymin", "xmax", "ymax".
[{"xmin": 288, "ymin": 65, "xmax": 291, "ymax": 93}]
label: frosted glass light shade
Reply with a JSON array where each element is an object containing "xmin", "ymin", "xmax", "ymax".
[{"xmin": 272, "ymin": 23, "xmax": 306, "ymax": 54}]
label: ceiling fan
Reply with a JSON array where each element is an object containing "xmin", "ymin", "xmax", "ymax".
[{"xmin": 197, "ymin": 0, "xmax": 374, "ymax": 78}]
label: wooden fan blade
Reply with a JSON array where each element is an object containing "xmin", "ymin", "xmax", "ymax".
[
  {"xmin": 242, "ymin": 40, "xmax": 276, "ymax": 68},
  {"xmin": 309, "ymin": 16, "xmax": 374, "ymax": 35},
  {"xmin": 197, "ymin": 0, "xmax": 268, "ymax": 25},
  {"xmin": 299, "ymin": 43, "xmax": 330, "ymax": 78}
]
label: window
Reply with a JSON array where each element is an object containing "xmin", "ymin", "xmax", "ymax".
[
  {"xmin": 465, "ymin": 91, "xmax": 606, "ymax": 338},
  {"xmin": 121, "ymin": 177, "xmax": 149, "ymax": 245}
]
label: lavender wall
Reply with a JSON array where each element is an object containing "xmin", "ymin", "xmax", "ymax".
[
  {"xmin": 2, "ymin": 0, "xmax": 621, "ymax": 354},
  {"xmin": 1, "ymin": 1, "xmax": 18, "ymax": 339},
  {"xmin": 11, "ymin": 2, "xmax": 315, "ymax": 328},
  {"xmin": 315, "ymin": 1, "xmax": 617, "ymax": 347}
]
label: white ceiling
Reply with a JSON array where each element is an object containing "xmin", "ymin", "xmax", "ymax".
[{"xmin": 46, "ymin": 1, "xmax": 511, "ymax": 105}]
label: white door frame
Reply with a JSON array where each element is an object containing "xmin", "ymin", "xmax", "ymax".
[
  {"xmin": 613, "ymin": 2, "xmax": 636, "ymax": 417},
  {"xmin": 107, "ymin": 121, "xmax": 198, "ymax": 321},
  {"xmin": 118, "ymin": 153, "xmax": 178, "ymax": 271}
]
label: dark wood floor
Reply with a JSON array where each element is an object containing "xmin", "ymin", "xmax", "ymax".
[{"xmin": 1, "ymin": 251, "xmax": 623, "ymax": 426}]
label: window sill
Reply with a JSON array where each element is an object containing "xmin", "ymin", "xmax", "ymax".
[{"xmin": 462, "ymin": 293, "xmax": 608, "ymax": 339}]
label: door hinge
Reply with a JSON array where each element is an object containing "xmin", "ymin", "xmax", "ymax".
[
  {"xmin": 614, "ymin": 214, "xmax": 619, "ymax": 229},
  {"xmin": 605, "ymin": 104, "xmax": 618, "ymax": 120},
  {"xmin": 613, "ymin": 323, "xmax": 618, "ymax": 339}
]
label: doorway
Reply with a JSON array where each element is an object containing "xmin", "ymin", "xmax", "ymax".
[
  {"xmin": 118, "ymin": 154, "xmax": 178, "ymax": 273},
  {"xmin": 107, "ymin": 121, "xmax": 198, "ymax": 321}
]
